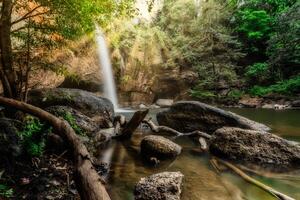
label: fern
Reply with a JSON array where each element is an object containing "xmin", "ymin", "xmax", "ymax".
[
  {"xmin": 63, "ymin": 112, "xmax": 86, "ymax": 136},
  {"xmin": 0, "ymin": 184, "xmax": 13, "ymax": 198},
  {"xmin": 18, "ymin": 116, "xmax": 51, "ymax": 157}
]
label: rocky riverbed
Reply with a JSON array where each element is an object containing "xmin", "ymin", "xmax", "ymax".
[{"xmin": 1, "ymin": 88, "xmax": 300, "ymax": 200}]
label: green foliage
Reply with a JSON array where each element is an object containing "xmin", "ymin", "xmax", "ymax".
[
  {"xmin": 267, "ymin": 2, "xmax": 300, "ymax": 78},
  {"xmin": 63, "ymin": 112, "xmax": 85, "ymax": 136},
  {"xmin": 236, "ymin": 9, "xmax": 272, "ymax": 41},
  {"xmin": 249, "ymin": 75, "xmax": 300, "ymax": 96},
  {"xmin": 8, "ymin": 0, "xmax": 135, "ymax": 97},
  {"xmin": 245, "ymin": 62, "xmax": 269, "ymax": 78},
  {"xmin": 0, "ymin": 184, "xmax": 13, "ymax": 198},
  {"xmin": 227, "ymin": 89, "xmax": 244, "ymax": 100},
  {"xmin": 18, "ymin": 116, "xmax": 51, "ymax": 157},
  {"xmin": 245, "ymin": 62, "xmax": 270, "ymax": 84},
  {"xmin": 189, "ymin": 89, "xmax": 216, "ymax": 100},
  {"xmin": 233, "ymin": 0, "xmax": 299, "ymax": 96},
  {"xmin": 233, "ymin": 0, "xmax": 297, "ymax": 53},
  {"xmin": 107, "ymin": 0, "xmax": 247, "ymax": 100},
  {"xmin": 157, "ymin": 0, "xmax": 243, "ymax": 98}
]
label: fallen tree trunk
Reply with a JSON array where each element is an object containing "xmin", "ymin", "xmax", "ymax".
[
  {"xmin": 142, "ymin": 118, "xmax": 211, "ymax": 139},
  {"xmin": 0, "ymin": 96, "xmax": 111, "ymax": 200},
  {"xmin": 119, "ymin": 109, "xmax": 149, "ymax": 139},
  {"xmin": 216, "ymin": 159, "xmax": 295, "ymax": 200}
]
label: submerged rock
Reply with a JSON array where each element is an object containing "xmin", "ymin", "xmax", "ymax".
[
  {"xmin": 209, "ymin": 127, "xmax": 300, "ymax": 170},
  {"xmin": 134, "ymin": 171, "xmax": 184, "ymax": 200},
  {"xmin": 140, "ymin": 135, "xmax": 182, "ymax": 160},
  {"xmin": 157, "ymin": 101, "xmax": 270, "ymax": 133},
  {"xmin": 28, "ymin": 88, "xmax": 114, "ymax": 119}
]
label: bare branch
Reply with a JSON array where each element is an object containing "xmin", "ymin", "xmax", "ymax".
[
  {"xmin": 216, "ymin": 159, "xmax": 295, "ymax": 200},
  {"xmin": 12, "ymin": 5, "xmax": 50, "ymax": 25},
  {"xmin": 11, "ymin": 25, "xmax": 27, "ymax": 33},
  {"xmin": 142, "ymin": 118, "xmax": 212, "ymax": 139}
]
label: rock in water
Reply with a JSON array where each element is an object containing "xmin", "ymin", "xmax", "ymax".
[
  {"xmin": 134, "ymin": 172, "xmax": 184, "ymax": 200},
  {"xmin": 209, "ymin": 127, "xmax": 300, "ymax": 170},
  {"xmin": 141, "ymin": 135, "xmax": 182, "ymax": 160},
  {"xmin": 157, "ymin": 101, "xmax": 270, "ymax": 133},
  {"xmin": 291, "ymin": 100, "xmax": 300, "ymax": 108},
  {"xmin": 155, "ymin": 99, "xmax": 174, "ymax": 107},
  {"xmin": 28, "ymin": 88, "xmax": 114, "ymax": 119}
]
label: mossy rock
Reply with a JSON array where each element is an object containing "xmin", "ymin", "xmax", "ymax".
[{"xmin": 28, "ymin": 88, "xmax": 114, "ymax": 120}]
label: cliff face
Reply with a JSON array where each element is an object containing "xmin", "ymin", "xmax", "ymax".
[{"xmin": 118, "ymin": 66, "xmax": 198, "ymax": 106}]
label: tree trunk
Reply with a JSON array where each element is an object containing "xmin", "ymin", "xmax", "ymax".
[
  {"xmin": 0, "ymin": 0, "xmax": 18, "ymax": 99},
  {"xmin": 119, "ymin": 109, "xmax": 149, "ymax": 139},
  {"xmin": 0, "ymin": 96, "xmax": 111, "ymax": 200}
]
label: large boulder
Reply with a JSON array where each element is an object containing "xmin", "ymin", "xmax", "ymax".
[
  {"xmin": 28, "ymin": 88, "xmax": 114, "ymax": 119},
  {"xmin": 157, "ymin": 101, "xmax": 270, "ymax": 133},
  {"xmin": 141, "ymin": 135, "xmax": 182, "ymax": 160},
  {"xmin": 134, "ymin": 172, "xmax": 184, "ymax": 200},
  {"xmin": 209, "ymin": 127, "xmax": 300, "ymax": 170},
  {"xmin": 45, "ymin": 106, "xmax": 111, "ymax": 136},
  {"xmin": 58, "ymin": 76, "xmax": 103, "ymax": 93}
]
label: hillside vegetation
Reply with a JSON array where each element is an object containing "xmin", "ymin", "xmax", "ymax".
[{"xmin": 107, "ymin": 0, "xmax": 300, "ymax": 103}]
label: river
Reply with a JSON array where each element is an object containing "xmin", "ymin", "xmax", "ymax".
[{"xmin": 106, "ymin": 108, "xmax": 300, "ymax": 200}]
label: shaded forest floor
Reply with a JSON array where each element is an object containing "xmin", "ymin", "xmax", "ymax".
[{"xmin": 1, "ymin": 151, "xmax": 79, "ymax": 200}]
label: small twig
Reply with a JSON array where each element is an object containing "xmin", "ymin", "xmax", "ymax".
[
  {"xmin": 210, "ymin": 158, "xmax": 221, "ymax": 174},
  {"xmin": 55, "ymin": 150, "xmax": 68, "ymax": 160},
  {"xmin": 199, "ymin": 137, "xmax": 208, "ymax": 151}
]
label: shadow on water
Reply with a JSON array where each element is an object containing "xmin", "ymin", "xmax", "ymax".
[{"xmin": 106, "ymin": 108, "xmax": 300, "ymax": 200}]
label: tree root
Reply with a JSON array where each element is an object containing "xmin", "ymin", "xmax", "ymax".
[
  {"xmin": 142, "ymin": 118, "xmax": 211, "ymax": 139},
  {"xmin": 215, "ymin": 158, "xmax": 295, "ymax": 200},
  {"xmin": 0, "ymin": 96, "xmax": 111, "ymax": 200}
]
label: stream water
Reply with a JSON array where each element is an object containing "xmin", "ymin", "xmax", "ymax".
[{"xmin": 106, "ymin": 108, "xmax": 300, "ymax": 200}]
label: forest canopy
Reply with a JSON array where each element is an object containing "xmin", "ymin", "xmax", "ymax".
[{"xmin": 107, "ymin": 0, "xmax": 300, "ymax": 101}]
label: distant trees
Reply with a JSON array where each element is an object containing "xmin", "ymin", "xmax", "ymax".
[
  {"xmin": 0, "ymin": 0, "xmax": 133, "ymax": 101},
  {"xmin": 156, "ymin": 0, "xmax": 244, "ymax": 99},
  {"xmin": 267, "ymin": 2, "xmax": 300, "ymax": 79},
  {"xmin": 107, "ymin": 0, "xmax": 299, "ymax": 100},
  {"xmin": 234, "ymin": 0, "xmax": 299, "ymax": 95}
]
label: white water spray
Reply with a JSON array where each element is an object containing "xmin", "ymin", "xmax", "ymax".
[{"xmin": 95, "ymin": 25, "xmax": 119, "ymax": 110}]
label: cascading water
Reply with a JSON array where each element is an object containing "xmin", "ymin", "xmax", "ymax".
[{"xmin": 95, "ymin": 25, "xmax": 119, "ymax": 111}]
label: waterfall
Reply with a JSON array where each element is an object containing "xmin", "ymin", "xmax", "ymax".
[{"xmin": 95, "ymin": 25, "xmax": 119, "ymax": 110}]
